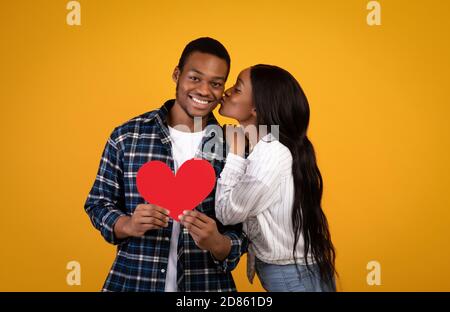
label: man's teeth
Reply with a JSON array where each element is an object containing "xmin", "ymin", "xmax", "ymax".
[{"xmin": 191, "ymin": 96, "xmax": 209, "ymax": 105}]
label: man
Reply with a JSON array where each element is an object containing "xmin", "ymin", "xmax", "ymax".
[{"xmin": 84, "ymin": 37, "xmax": 247, "ymax": 292}]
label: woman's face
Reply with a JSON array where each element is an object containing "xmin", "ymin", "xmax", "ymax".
[{"xmin": 219, "ymin": 68, "xmax": 257, "ymax": 126}]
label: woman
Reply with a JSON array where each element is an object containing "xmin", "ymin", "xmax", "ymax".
[{"xmin": 215, "ymin": 64, "xmax": 336, "ymax": 292}]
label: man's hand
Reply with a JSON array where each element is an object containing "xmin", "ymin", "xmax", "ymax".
[
  {"xmin": 179, "ymin": 210, "xmax": 231, "ymax": 261},
  {"xmin": 114, "ymin": 204, "xmax": 170, "ymax": 239}
]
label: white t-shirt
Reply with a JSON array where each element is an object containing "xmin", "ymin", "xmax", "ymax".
[{"xmin": 164, "ymin": 125, "xmax": 205, "ymax": 292}]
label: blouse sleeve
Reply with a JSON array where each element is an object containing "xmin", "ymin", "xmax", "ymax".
[{"xmin": 215, "ymin": 153, "xmax": 280, "ymax": 225}]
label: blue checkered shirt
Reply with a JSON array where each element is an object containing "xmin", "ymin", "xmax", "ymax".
[{"xmin": 84, "ymin": 100, "xmax": 247, "ymax": 292}]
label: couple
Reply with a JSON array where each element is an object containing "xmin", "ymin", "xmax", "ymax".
[{"xmin": 84, "ymin": 37, "xmax": 336, "ymax": 292}]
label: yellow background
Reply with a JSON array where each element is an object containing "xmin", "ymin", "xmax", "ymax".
[{"xmin": 1, "ymin": 0, "xmax": 449, "ymax": 291}]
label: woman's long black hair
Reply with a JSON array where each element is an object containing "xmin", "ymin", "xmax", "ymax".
[{"xmin": 250, "ymin": 64, "xmax": 336, "ymax": 284}]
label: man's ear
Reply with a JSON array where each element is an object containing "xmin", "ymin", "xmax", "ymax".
[{"xmin": 172, "ymin": 67, "xmax": 180, "ymax": 83}]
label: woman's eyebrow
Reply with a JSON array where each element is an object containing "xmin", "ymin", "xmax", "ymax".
[{"xmin": 237, "ymin": 77, "xmax": 245, "ymax": 86}]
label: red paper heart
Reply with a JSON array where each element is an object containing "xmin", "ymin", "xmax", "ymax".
[{"xmin": 136, "ymin": 159, "xmax": 216, "ymax": 222}]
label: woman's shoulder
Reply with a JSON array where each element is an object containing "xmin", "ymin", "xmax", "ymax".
[
  {"xmin": 249, "ymin": 135, "xmax": 293, "ymax": 173},
  {"xmin": 254, "ymin": 134, "xmax": 292, "ymax": 158}
]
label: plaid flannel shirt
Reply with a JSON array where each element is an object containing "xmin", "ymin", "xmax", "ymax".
[{"xmin": 84, "ymin": 100, "xmax": 248, "ymax": 292}]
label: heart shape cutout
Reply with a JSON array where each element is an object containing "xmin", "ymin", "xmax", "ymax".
[{"xmin": 136, "ymin": 159, "xmax": 216, "ymax": 222}]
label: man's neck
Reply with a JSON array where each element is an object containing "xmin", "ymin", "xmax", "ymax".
[{"xmin": 167, "ymin": 100, "xmax": 208, "ymax": 132}]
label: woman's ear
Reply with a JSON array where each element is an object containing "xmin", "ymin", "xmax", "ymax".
[
  {"xmin": 251, "ymin": 106, "xmax": 257, "ymax": 117},
  {"xmin": 172, "ymin": 67, "xmax": 180, "ymax": 83}
]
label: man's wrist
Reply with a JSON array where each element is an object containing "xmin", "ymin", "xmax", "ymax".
[{"xmin": 210, "ymin": 234, "xmax": 232, "ymax": 261}]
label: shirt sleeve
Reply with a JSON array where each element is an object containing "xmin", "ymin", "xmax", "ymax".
[
  {"xmin": 84, "ymin": 128, "xmax": 128, "ymax": 245},
  {"xmin": 215, "ymin": 153, "xmax": 280, "ymax": 226}
]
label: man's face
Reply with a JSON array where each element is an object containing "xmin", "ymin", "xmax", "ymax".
[{"xmin": 173, "ymin": 52, "xmax": 228, "ymax": 118}]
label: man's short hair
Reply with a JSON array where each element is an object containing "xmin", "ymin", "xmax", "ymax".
[{"xmin": 177, "ymin": 37, "xmax": 231, "ymax": 79}]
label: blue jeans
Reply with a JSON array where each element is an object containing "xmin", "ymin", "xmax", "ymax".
[{"xmin": 255, "ymin": 258, "xmax": 336, "ymax": 292}]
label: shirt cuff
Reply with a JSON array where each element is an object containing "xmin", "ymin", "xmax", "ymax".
[
  {"xmin": 101, "ymin": 209, "xmax": 129, "ymax": 245},
  {"xmin": 211, "ymin": 231, "xmax": 247, "ymax": 273}
]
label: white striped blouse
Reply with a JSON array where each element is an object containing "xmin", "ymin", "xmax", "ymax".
[{"xmin": 215, "ymin": 134, "xmax": 314, "ymax": 265}]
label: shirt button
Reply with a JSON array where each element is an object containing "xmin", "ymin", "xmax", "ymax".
[{"xmin": 161, "ymin": 269, "xmax": 166, "ymax": 273}]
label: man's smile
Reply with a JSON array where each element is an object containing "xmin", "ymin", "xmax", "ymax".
[{"xmin": 188, "ymin": 94, "xmax": 214, "ymax": 105}]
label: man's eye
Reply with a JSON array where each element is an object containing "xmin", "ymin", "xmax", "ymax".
[
  {"xmin": 189, "ymin": 76, "xmax": 199, "ymax": 81},
  {"xmin": 211, "ymin": 82, "xmax": 222, "ymax": 88}
]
